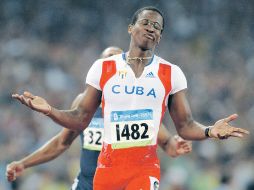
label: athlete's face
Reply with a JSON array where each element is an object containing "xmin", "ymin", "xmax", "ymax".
[{"xmin": 128, "ymin": 10, "xmax": 163, "ymax": 51}]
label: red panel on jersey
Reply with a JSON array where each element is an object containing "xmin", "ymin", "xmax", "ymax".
[
  {"xmin": 158, "ymin": 63, "xmax": 172, "ymax": 122},
  {"xmin": 99, "ymin": 60, "xmax": 117, "ymax": 115}
]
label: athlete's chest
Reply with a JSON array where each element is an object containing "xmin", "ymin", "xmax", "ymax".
[{"xmin": 103, "ymin": 64, "xmax": 166, "ymax": 105}]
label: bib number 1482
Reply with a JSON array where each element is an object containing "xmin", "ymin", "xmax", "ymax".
[{"xmin": 115, "ymin": 123, "xmax": 149, "ymax": 141}]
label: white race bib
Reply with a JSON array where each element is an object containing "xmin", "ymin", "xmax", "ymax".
[
  {"xmin": 83, "ymin": 118, "xmax": 104, "ymax": 151},
  {"xmin": 110, "ymin": 109, "xmax": 155, "ymax": 149}
]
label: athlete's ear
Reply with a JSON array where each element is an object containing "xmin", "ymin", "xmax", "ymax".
[{"xmin": 128, "ymin": 24, "xmax": 133, "ymax": 34}]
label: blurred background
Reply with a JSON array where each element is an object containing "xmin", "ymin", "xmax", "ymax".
[{"xmin": 0, "ymin": 0, "xmax": 253, "ymax": 190}]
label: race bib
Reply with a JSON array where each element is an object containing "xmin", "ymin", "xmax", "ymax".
[
  {"xmin": 83, "ymin": 118, "xmax": 104, "ymax": 151},
  {"xmin": 110, "ymin": 109, "xmax": 155, "ymax": 149}
]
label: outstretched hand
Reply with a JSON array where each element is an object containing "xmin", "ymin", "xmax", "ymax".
[
  {"xmin": 210, "ymin": 114, "xmax": 249, "ymax": 139},
  {"xmin": 12, "ymin": 91, "xmax": 51, "ymax": 115},
  {"xmin": 174, "ymin": 135, "xmax": 192, "ymax": 156}
]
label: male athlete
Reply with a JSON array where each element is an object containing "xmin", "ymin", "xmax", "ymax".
[
  {"xmin": 12, "ymin": 6, "xmax": 249, "ymax": 190},
  {"xmin": 7, "ymin": 46, "xmax": 192, "ymax": 190}
]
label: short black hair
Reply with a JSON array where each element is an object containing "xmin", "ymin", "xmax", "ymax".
[{"xmin": 130, "ymin": 6, "xmax": 164, "ymax": 32}]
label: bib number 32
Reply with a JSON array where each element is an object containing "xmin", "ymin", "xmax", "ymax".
[{"xmin": 83, "ymin": 128, "xmax": 103, "ymax": 151}]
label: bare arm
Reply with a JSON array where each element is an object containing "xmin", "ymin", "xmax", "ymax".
[
  {"xmin": 6, "ymin": 129, "xmax": 79, "ymax": 182},
  {"xmin": 168, "ymin": 90, "xmax": 249, "ymax": 140},
  {"xmin": 157, "ymin": 123, "xmax": 192, "ymax": 157},
  {"xmin": 12, "ymin": 85, "xmax": 102, "ymax": 131},
  {"xmin": 6, "ymin": 93, "xmax": 86, "ymax": 182}
]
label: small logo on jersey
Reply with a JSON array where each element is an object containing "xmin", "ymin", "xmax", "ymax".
[
  {"xmin": 145, "ymin": 71, "xmax": 155, "ymax": 78},
  {"xmin": 150, "ymin": 176, "xmax": 159, "ymax": 190},
  {"xmin": 118, "ymin": 70, "xmax": 127, "ymax": 79},
  {"xmin": 153, "ymin": 181, "xmax": 159, "ymax": 190}
]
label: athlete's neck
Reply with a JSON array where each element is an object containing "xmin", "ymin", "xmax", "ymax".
[
  {"xmin": 128, "ymin": 46, "xmax": 154, "ymax": 59},
  {"xmin": 127, "ymin": 47, "xmax": 154, "ymax": 66}
]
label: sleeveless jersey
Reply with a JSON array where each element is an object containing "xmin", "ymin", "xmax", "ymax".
[{"xmin": 86, "ymin": 53, "xmax": 187, "ymax": 168}]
